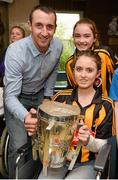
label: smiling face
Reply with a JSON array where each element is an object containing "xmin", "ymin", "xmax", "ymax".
[
  {"xmin": 74, "ymin": 55, "xmax": 100, "ymax": 90},
  {"xmin": 28, "ymin": 9, "xmax": 56, "ymax": 53},
  {"xmin": 10, "ymin": 27, "xmax": 24, "ymax": 43},
  {"xmin": 73, "ymin": 23, "xmax": 96, "ymax": 51}
]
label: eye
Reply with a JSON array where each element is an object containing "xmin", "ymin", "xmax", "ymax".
[
  {"xmin": 47, "ymin": 24, "xmax": 54, "ymax": 31},
  {"xmin": 86, "ymin": 68, "xmax": 93, "ymax": 73},
  {"xmin": 16, "ymin": 33, "xmax": 21, "ymax": 36},
  {"xmin": 36, "ymin": 23, "xmax": 43, "ymax": 29},
  {"xmin": 73, "ymin": 34, "xmax": 80, "ymax": 38},
  {"xmin": 84, "ymin": 34, "xmax": 92, "ymax": 38},
  {"xmin": 75, "ymin": 66, "xmax": 82, "ymax": 72}
]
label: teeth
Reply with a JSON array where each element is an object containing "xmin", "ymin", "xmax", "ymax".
[
  {"xmin": 80, "ymin": 81, "xmax": 87, "ymax": 83},
  {"xmin": 80, "ymin": 79, "xmax": 87, "ymax": 81}
]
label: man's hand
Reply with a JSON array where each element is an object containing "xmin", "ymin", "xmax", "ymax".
[
  {"xmin": 24, "ymin": 108, "xmax": 38, "ymax": 136},
  {"xmin": 42, "ymin": 98, "xmax": 51, "ymax": 104}
]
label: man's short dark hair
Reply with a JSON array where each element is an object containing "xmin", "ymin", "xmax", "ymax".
[{"xmin": 29, "ymin": 5, "xmax": 57, "ymax": 26}]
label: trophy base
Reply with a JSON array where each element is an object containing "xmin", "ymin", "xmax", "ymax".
[{"xmin": 50, "ymin": 162, "xmax": 64, "ymax": 168}]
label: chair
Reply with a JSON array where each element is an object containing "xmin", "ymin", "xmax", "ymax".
[
  {"xmin": 0, "ymin": 127, "xmax": 9, "ymax": 178},
  {"xmin": 94, "ymin": 136, "xmax": 117, "ymax": 179},
  {"xmin": 12, "ymin": 136, "xmax": 117, "ymax": 179},
  {"xmin": 13, "ymin": 143, "xmax": 42, "ymax": 179},
  {"xmin": 0, "ymin": 127, "xmax": 42, "ymax": 179},
  {"xmin": 54, "ymin": 71, "xmax": 68, "ymax": 92}
]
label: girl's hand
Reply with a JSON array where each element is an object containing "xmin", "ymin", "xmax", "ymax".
[{"xmin": 78, "ymin": 125, "xmax": 91, "ymax": 146}]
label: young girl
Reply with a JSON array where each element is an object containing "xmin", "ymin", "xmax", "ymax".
[
  {"xmin": 38, "ymin": 50, "xmax": 115, "ymax": 179},
  {"xmin": 66, "ymin": 18, "xmax": 118, "ymax": 96}
]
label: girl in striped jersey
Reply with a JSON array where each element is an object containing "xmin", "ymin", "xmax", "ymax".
[
  {"xmin": 66, "ymin": 18, "xmax": 118, "ymax": 97},
  {"xmin": 39, "ymin": 50, "xmax": 115, "ymax": 179}
]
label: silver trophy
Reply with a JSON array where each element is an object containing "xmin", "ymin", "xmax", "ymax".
[{"xmin": 32, "ymin": 101, "xmax": 80, "ymax": 176}]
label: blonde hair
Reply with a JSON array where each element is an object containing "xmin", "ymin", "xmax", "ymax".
[{"xmin": 10, "ymin": 25, "xmax": 25, "ymax": 38}]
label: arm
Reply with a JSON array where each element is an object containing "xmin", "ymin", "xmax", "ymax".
[
  {"xmin": 77, "ymin": 125, "xmax": 107, "ymax": 152},
  {"xmin": 78, "ymin": 99, "xmax": 115, "ymax": 152},
  {"xmin": 4, "ymin": 45, "xmax": 38, "ymax": 135},
  {"xmin": 4, "ymin": 45, "xmax": 28, "ymax": 121},
  {"xmin": 96, "ymin": 101, "xmax": 115, "ymax": 139},
  {"xmin": 109, "ymin": 69, "xmax": 118, "ymax": 143},
  {"xmin": 86, "ymin": 135, "xmax": 107, "ymax": 152},
  {"xmin": 114, "ymin": 101, "xmax": 118, "ymax": 144}
]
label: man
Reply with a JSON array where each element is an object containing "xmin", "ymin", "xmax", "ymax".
[{"xmin": 4, "ymin": 5, "xmax": 63, "ymax": 178}]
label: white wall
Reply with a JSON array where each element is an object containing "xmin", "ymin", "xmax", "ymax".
[
  {"xmin": 8, "ymin": 0, "xmax": 39, "ymax": 35},
  {"xmin": 0, "ymin": 0, "xmax": 39, "ymax": 50}
]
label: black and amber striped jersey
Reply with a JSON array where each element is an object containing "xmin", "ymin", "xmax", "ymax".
[
  {"xmin": 66, "ymin": 48, "xmax": 118, "ymax": 97},
  {"xmin": 52, "ymin": 88, "xmax": 115, "ymax": 163}
]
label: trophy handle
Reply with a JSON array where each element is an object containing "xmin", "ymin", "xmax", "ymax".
[
  {"xmin": 31, "ymin": 112, "xmax": 39, "ymax": 160},
  {"xmin": 68, "ymin": 115, "xmax": 85, "ymax": 170},
  {"xmin": 43, "ymin": 119, "xmax": 55, "ymax": 176}
]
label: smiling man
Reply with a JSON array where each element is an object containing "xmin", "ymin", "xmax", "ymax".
[{"xmin": 4, "ymin": 5, "xmax": 63, "ymax": 178}]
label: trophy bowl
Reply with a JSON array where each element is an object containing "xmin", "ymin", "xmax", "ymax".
[{"xmin": 32, "ymin": 101, "xmax": 80, "ymax": 175}]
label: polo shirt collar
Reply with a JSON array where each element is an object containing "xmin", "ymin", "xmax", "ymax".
[{"xmin": 71, "ymin": 87, "xmax": 102, "ymax": 105}]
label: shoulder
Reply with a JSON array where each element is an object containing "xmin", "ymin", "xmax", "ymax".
[
  {"xmin": 5, "ymin": 37, "xmax": 31, "ymax": 67},
  {"xmin": 95, "ymin": 45, "xmax": 117, "ymax": 64},
  {"xmin": 7, "ymin": 36, "xmax": 29, "ymax": 51},
  {"xmin": 53, "ymin": 36, "xmax": 62, "ymax": 43},
  {"xmin": 94, "ymin": 47, "xmax": 111, "ymax": 57},
  {"xmin": 110, "ymin": 68, "xmax": 118, "ymax": 82},
  {"xmin": 6, "ymin": 36, "xmax": 35, "ymax": 59},
  {"xmin": 51, "ymin": 37, "xmax": 63, "ymax": 49},
  {"xmin": 101, "ymin": 95, "xmax": 114, "ymax": 108},
  {"xmin": 111, "ymin": 68, "xmax": 118, "ymax": 86},
  {"xmin": 94, "ymin": 46, "xmax": 118, "ymax": 68},
  {"xmin": 66, "ymin": 55, "xmax": 74, "ymax": 65},
  {"xmin": 67, "ymin": 54, "xmax": 74, "ymax": 61},
  {"xmin": 114, "ymin": 68, "xmax": 118, "ymax": 76},
  {"xmin": 52, "ymin": 89, "xmax": 73, "ymax": 101}
]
